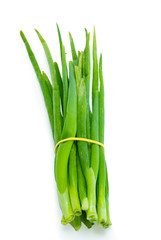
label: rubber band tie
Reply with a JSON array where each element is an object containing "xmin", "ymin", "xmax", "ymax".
[{"xmin": 54, "ymin": 137, "xmax": 105, "ymax": 153}]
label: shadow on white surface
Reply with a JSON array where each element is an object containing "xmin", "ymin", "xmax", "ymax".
[{"xmin": 58, "ymin": 223, "xmax": 117, "ymax": 240}]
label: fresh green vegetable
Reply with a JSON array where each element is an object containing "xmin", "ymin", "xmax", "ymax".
[
  {"xmin": 84, "ymin": 30, "xmax": 91, "ymax": 157},
  {"xmin": 92, "ymin": 27, "xmax": 98, "ymax": 108},
  {"xmin": 77, "ymin": 152, "xmax": 88, "ymax": 210},
  {"xmin": 20, "ymin": 31, "xmax": 54, "ymax": 138},
  {"xmin": 57, "ymin": 24, "xmax": 68, "ymax": 117},
  {"xmin": 75, "ymin": 68, "xmax": 90, "ymax": 179},
  {"xmin": 70, "ymin": 216, "xmax": 82, "ymax": 230},
  {"xmin": 81, "ymin": 211, "xmax": 94, "ymax": 229},
  {"xmin": 104, "ymin": 161, "xmax": 112, "ymax": 228},
  {"xmin": 20, "ymin": 25, "xmax": 111, "ymax": 230},
  {"xmin": 87, "ymin": 91, "xmax": 99, "ymax": 221},
  {"xmin": 69, "ymin": 143, "xmax": 81, "ymax": 216},
  {"xmin": 56, "ymin": 61, "xmax": 77, "ymax": 222},
  {"xmin": 69, "ymin": 32, "xmax": 78, "ymax": 66},
  {"xmin": 97, "ymin": 54, "xmax": 107, "ymax": 225},
  {"xmin": 53, "ymin": 62, "xmax": 63, "ymax": 111},
  {"xmin": 35, "ymin": 29, "xmax": 62, "ymax": 144}
]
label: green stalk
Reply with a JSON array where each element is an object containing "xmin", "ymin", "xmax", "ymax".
[
  {"xmin": 84, "ymin": 30, "xmax": 91, "ymax": 155},
  {"xmin": 97, "ymin": 149, "xmax": 107, "ymax": 225},
  {"xmin": 57, "ymin": 24, "xmax": 68, "ymax": 116},
  {"xmin": 76, "ymin": 152, "xmax": 88, "ymax": 211},
  {"xmin": 35, "ymin": 29, "xmax": 62, "ymax": 144},
  {"xmin": 92, "ymin": 27, "xmax": 98, "ymax": 109},
  {"xmin": 97, "ymin": 54, "xmax": 107, "ymax": 225},
  {"xmin": 86, "ymin": 30, "xmax": 99, "ymax": 222},
  {"xmin": 103, "ymin": 163, "xmax": 112, "ymax": 228},
  {"xmin": 20, "ymin": 31, "xmax": 54, "ymax": 138},
  {"xmin": 56, "ymin": 61, "xmax": 77, "ymax": 223},
  {"xmin": 61, "ymin": 215, "xmax": 68, "ymax": 225},
  {"xmin": 56, "ymin": 23, "xmax": 63, "ymax": 59},
  {"xmin": 69, "ymin": 32, "xmax": 78, "ymax": 66},
  {"xmin": 68, "ymin": 143, "xmax": 81, "ymax": 216},
  {"xmin": 75, "ymin": 54, "xmax": 90, "ymax": 179},
  {"xmin": 87, "ymin": 91, "xmax": 99, "ymax": 222},
  {"xmin": 61, "ymin": 44, "xmax": 68, "ymax": 116},
  {"xmin": 84, "ymin": 29, "xmax": 90, "ymax": 102},
  {"xmin": 70, "ymin": 216, "xmax": 81, "ymax": 231},
  {"xmin": 81, "ymin": 211, "xmax": 94, "ymax": 229},
  {"xmin": 97, "ymin": 54, "xmax": 111, "ymax": 227},
  {"xmin": 35, "ymin": 30, "xmax": 54, "ymax": 83},
  {"xmin": 42, "ymin": 71, "xmax": 53, "ymax": 98},
  {"xmin": 98, "ymin": 54, "xmax": 104, "ymax": 143},
  {"xmin": 77, "ymin": 78, "xmax": 89, "ymax": 178},
  {"xmin": 91, "ymin": 92, "xmax": 99, "ymax": 178},
  {"xmin": 53, "ymin": 62, "xmax": 63, "ymax": 112}
]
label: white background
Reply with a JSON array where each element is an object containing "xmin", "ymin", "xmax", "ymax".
[{"xmin": 0, "ymin": 0, "xmax": 161, "ymax": 239}]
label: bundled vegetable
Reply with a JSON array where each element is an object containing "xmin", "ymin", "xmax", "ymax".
[{"xmin": 20, "ymin": 25, "xmax": 111, "ymax": 230}]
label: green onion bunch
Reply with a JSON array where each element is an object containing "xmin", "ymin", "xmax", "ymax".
[{"xmin": 20, "ymin": 24, "xmax": 111, "ymax": 230}]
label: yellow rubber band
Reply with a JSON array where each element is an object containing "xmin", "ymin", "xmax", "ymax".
[{"xmin": 54, "ymin": 137, "xmax": 104, "ymax": 153}]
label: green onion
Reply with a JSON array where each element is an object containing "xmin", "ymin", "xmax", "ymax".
[
  {"xmin": 56, "ymin": 61, "xmax": 77, "ymax": 222},
  {"xmin": 76, "ymin": 152, "xmax": 88, "ymax": 211},
  {"xmin": 92, "ymin": 27, "xmax": 98, "ymax": 108},
  {"xmin": 81, "ymin": 211, "xmax": 94, "ymax": 229},
  {"xmin": 87, "ymin": 91, "xmax": 99, "ymax": 221},
  {"xmin": 35, "ymin": 29, "xmax": 62, "ymax": 144},
  {"xmin": 69, "ymin": 32, "xmax": 78, "ymax": 66},
  {"xmin": 69, "ymin": 143, "xmax": 81, "ymax": 216},
  {"xmin": 97, "ymin": 54, "xmax": 107, "ymax": 225},
  {"xmin": 53, "ymin": 62, "xmax": 63, "ymax": 112},
  {"xmin": 56, "ymin": 24, "xmax": 68, "ymax": 117},
  {"xmin": 20, "ymin": 25, "xmax": 111, "ymax": 230},
  {"xmin": 20, "ymin": 31, "xmax": 54, "ymax": 139},
  {"xmin": 70, "ymin": 216, "xmax": 82, "ymax": 230}
]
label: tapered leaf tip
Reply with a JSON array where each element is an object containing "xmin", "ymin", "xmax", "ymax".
[
  {"xmin": 56, "ymin": 23, "xmax": 63, "ymax": 53},
  {"xmin": 100, "ymin": 53, "xmax": 102, "ymax": 61},
  {"xmin": 85, "ymin": 28, "xmax": 90, "ymax": 38},
  {"xmin": 56, "ymin": 23, "xmax": 60, "ymax": 32},
  {"xmin": 69, "ymin": 32, "xmax": 72, "ymax": 39},
  {"xmin": 34, "ymin": 29, "xmax": 40, "ymax": 38},
  {"xmin": 99, "ymin": 54, "xmax": 103, "ymax": 72},
  {"xmin": 20, "ymin": 31, "xmax": 27, "ymax": 43},
  {"xmin": 34, "ymin": 29, "xmax": 45, "ymax": 43},
  {"xmin": 34, "ymin": 28, "xmax": 39, "ymax": 34},
  {"xmin": 93, "ymin": 26, "xmax": 96, "ymax": 38},
  {"xmin": 69, "ymin": 60, "xmax": 73, "ymax": 66},
  {"xmin": 20, "ymin": 30, "xmax": 24, "ymax": 39}
]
